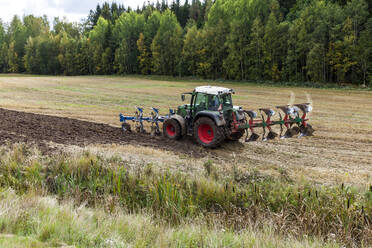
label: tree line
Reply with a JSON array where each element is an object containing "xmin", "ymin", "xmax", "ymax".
[{"xmin": 0, "ymin": 0, "xmax": 371, "ymax": 86}]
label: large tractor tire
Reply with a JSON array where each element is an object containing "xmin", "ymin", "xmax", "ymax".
[
  {"xmin": 163, "ymin": 118, "xmax": 182, "ymax": 140},
  {"xmin": 193, "ymin": 117, "xmax": 225, "ymax": 148}
]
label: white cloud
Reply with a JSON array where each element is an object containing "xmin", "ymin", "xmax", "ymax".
[{"xmin": 0, "ymin": 0, "xmax": 153, "ymax": 25}]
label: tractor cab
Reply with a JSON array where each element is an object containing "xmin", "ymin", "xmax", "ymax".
[
  {"xmin": 174, "ymin": 86, "xmax": 245, "ymax": 144},
  {"xmin": 178, "ymin": 86, "xmax": 235, "ymax": 119}
]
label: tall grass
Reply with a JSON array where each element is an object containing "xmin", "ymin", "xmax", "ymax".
[
  {"xmin": 0, "ymin": 144, "xmax": 370, "ymax": 247},
  {"xmin": 0, "ymin": 189, "xmax": 342, "ymax": 248}
]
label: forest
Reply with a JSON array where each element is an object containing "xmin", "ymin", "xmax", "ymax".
[{"xmin": 0, "ymin": 0, "xmax": 371, "ymax": 86}]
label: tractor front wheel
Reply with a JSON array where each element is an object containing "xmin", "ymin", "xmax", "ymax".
[
  {"xmin": 163, "ymin": 118, "xmax": 182, "ymax": 140},
  {"xmin": 194, "ymin": 117, "xmax": 224, "ymax": 148}
]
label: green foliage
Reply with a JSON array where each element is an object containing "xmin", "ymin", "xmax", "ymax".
[
  {"xmin": 0, "ymin": 20, "xmax": 6, "ymax": 72},
  {"xmin": 144, "ymin": 11, "xmax": 161, "ymax": 48},
  {"xmin": 0, "ymin": 0, "xmax": 370, "ymax": 86},
  {"xmin": 355, "ymin": 26, "xmax": 372, "ymax": 86},
  {"xmin": 248, "ymin": 17, "xmax": 265, "ymax": 80},
  {"xmin": 0, "ymin": 190, "xmax": 341, "ymax": 248},
  {"xmin": 113, "ymin": 12, "xmax": 145, "ymax": 74},
  {"xmin": 7, "ymin": 42, "xmax": 19, "ymax": 73},
  {"xmin": 182, "ymin": 25, "xmax": 200, "ymax": 76},
  {"xmin": 53, "ymin": 17, "xmax": 80, "ymax": 39},
  {"xmin": 151, "ymin": 10, "xmax": 183, "ymax": 75},
  {"xmin": 24, "ymin": 37, "xmax": 39, "ymax": 73},
  {"xmin": 23, "ymin": 15, "xmax": 49, "ymax": 38},
  {"xmin": 89, "ymin": 17, "xmax": 111, "ymax": 74},
  {"xmin": 0, "ymin": 146, "xmax": 370, "ymax": 246},
  {"xmin": 137, "ymin": 33, "xmax": 151, "ymax": 75},
  {"xmin": 7, "ymin": 16, "xmax": 28, "ymax": 72}
]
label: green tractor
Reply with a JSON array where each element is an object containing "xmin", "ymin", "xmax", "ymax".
[
  {"xmin": 120, "ymin": 86, "xmax": 314, "ymax": 148},
  {"xmin": 163, "ymin": 86, "xmax": 249, "ymax": 147}
]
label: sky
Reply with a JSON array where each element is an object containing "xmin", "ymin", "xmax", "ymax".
[{"xmin": 0, "ymin": 0, "xmax": 152, "ymax": 24}]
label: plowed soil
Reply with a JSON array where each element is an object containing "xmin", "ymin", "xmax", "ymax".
[{"xmin": 0, "ymin": 108, "xmax": 204, "ymax": 156}]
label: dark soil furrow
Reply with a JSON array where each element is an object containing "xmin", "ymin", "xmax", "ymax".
[{"xmin": 0, "ymin": 108, "xmax": 204, "ymax": 157}]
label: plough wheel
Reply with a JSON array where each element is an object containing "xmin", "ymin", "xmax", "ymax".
[
  {"xmin": 194, "ymin": 117, "xmax": 224, "ymax": 148},
  {"xmin": 163, "ymin": 118, "xmax": 181, "ymax": 140}
]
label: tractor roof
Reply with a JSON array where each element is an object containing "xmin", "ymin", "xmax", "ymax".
[{"xmin": 194, "ymin": 86, "xmax": 233, "ymax": 95}]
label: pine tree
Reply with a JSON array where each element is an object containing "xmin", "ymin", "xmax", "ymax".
[
  {"xmin": 137, "ymin": 33, "xmax": 151, "ymax": 74},
  {"xmin": 7, "ymin": 42, "xmax": 19, "ymax": 73}
]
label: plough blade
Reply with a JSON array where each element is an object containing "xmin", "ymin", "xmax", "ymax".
[
  {"xmin": 246, "ymin": 132, "xmax": 260, "ymax": 142},
  {"xmin": 266, "ymin": 131, "xmax": 278, "ymax": 140},
  {"xmin": 283, "ymin": 128, "xmax": 297, "ymax": 138},
  {"xmin": 299, "ymin": 124, "xmax": 314, "ymax": 137},
  {"xmin": 290, "ymin": 126, "xmax": 300, "ymax": 136},
  {"xmin": 243, "ymin": 103, "xmax": 314, "ymax": 142}
]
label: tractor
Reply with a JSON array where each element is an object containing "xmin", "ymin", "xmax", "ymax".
[{"xmin": 119, "ymin": 86, "xmax": 314, "ymax": 148}]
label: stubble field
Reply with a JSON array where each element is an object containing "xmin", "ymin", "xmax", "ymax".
[
  {"xmin": 0, "ymin": 75, "xmax": 370, "ymax": 186},
  {"xmin": 0, "ymin": 75, "xmax": 371, "ymax": 247}
]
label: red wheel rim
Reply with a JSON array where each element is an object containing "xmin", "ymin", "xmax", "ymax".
[
  {"xmin": 166, "ymin": 123, "xmax": 176, "ymax": 137},
  {"xmin": 198, "ymin": 124, "xmax": 214, "ymax": 144}
]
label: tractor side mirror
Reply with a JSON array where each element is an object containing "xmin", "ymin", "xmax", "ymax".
[{"xmin": 181, "ymin": 94, "xmax": 185, "ymax": 101}]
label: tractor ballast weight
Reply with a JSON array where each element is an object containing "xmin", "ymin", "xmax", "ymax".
[{"xmin": 119, "ymin": 86, "xmax": 314, "ymax": 147}]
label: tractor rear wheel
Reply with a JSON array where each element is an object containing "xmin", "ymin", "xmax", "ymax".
[
  {"xmin": 163, "ymin": 118, "xmax": 182, "ymax": 140},
  {"xmin": 194, "ymin": 117, "xmax": 225, "ymax": 148}
]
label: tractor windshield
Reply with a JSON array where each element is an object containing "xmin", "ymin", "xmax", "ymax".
[
  {"xmin": 221, "ymin": 94, "xmax": 233, "ymax": 108},
  {"xmin": 207, "ymin": 95, "xmax": 220, "ymax": 111}
]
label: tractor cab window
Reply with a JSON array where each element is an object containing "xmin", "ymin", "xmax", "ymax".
[
  {"xmin": 221, "ymin": 94, "xmax": 233, "ymax": 108},
  {"xmin": 207, "ymin": 95, "xmax": 220, "ymax": 111},
  {"xmin": 194, "ymin": 92, "xmax": 207, "ymax": 112}
]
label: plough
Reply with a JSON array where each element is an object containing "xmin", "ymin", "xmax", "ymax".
[
  {"xmin": 119, "ymin": 86, "xmax": 314, "ymax": 148},
  {"xmin": 242, "ymin": 103, "xmax": 314, "ymax": 142},
  {"xmin": 119, "ymin": 107, "xmax": 174, "ymax": 136}
]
